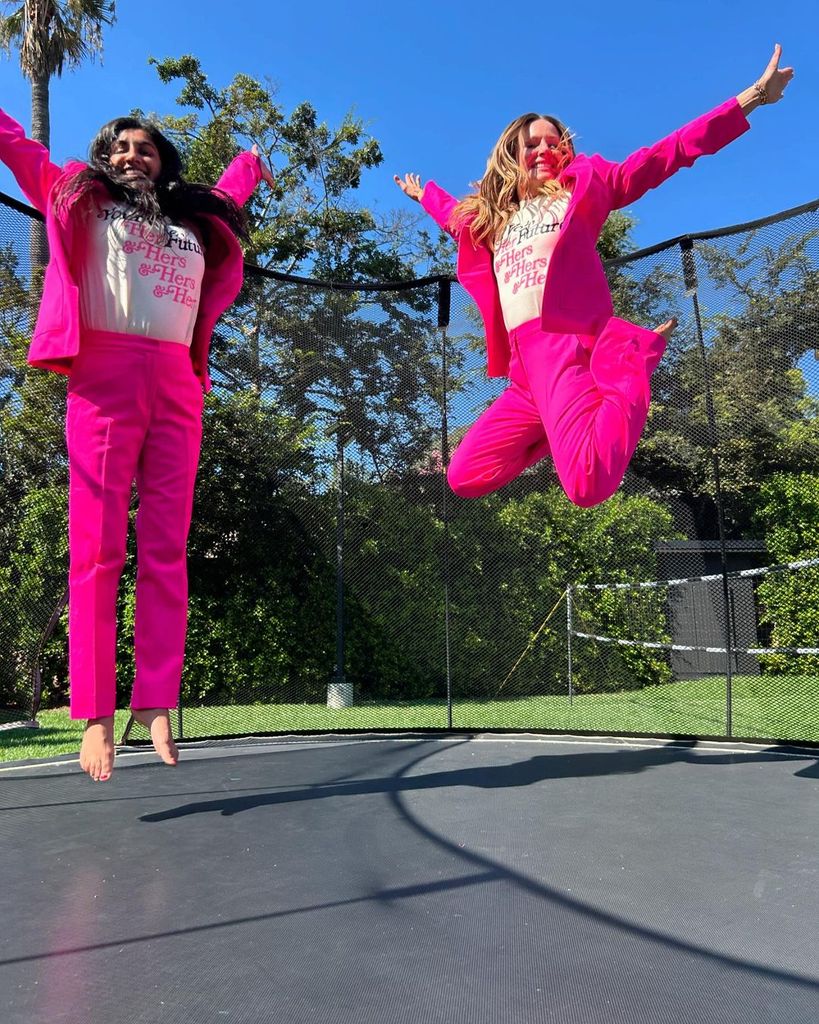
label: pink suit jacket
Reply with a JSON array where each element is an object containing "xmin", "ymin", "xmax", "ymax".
[
  {"xmin": 421, "ymin": 98, "xmax": 750, "ymax": 378},
  {"xmin": 0, "ymin": 107, "xmax": 262, "ymax": 391}
]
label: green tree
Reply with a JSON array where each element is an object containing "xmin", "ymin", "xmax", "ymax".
[
  {"xmin": 0, "ymin": 1, "xmax": 115, "ymax": 267},
  {"xmin": 0, "ymin": 245, "xmax": 67, "ymax": 713},
  {"xmin": 0, "ymin": 0, "xmax": 115, "ymax": 146},
  {"xmin": 145, "ymin": 56, "xmax": 454, "ymax": 479},
  {"xmin": 114, "ymin": 393, "xmax": 330, "ymax": 707},
  {"xmin": 629, "ymin": 226, "xmax": 819, "ymax": 537},
  {"xmin": 752, "ymin": 473, "xmax": 819, "ymax": 676}
]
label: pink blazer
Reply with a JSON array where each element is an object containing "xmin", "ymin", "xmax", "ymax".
[
  {"xmin": 421, "ymin": 98, "xmax": 750, "ymax": 377},
  {"xmin": 0, "ymin": 107, "xmax": 262, "ymax": 391}
]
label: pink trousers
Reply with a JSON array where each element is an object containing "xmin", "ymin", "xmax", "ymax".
[
  {"xmin": 65, "ymin": 330, "xmax": 203, "ymax": 719},
  {"xmin": 447, "ymin": 316, "xmax": 666, "ymax": 507}
]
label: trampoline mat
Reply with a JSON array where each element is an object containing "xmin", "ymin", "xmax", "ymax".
[{"xmin": 1, "ymin": 734, "xmax": 818, "ymax": 1024}]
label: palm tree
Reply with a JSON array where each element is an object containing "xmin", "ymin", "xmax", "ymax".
[
  {"xmin": 0, "ymin": 1, "xmax": 115, "ymax": 265},
  {"xmin": 0, "ymin": 1, "xmax": 115, "ymax": 146}
]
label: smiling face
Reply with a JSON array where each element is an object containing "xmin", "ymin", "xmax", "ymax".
[
  {"xmin": 518, "ymin": 118, "xmax": 566, "ymax": 197},
  {"xmin": 109, "ymin": 128, "xmax": 162, "ymax": 183}
]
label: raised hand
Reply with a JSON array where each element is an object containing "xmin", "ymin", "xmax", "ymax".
[
  {"xmin": 394, "ymin": 172, "xmax": 424, "ymax": 202},
  {"xmin": 755, "ymin": 44, "xmax": 794, "ymax": 104},
  {"xmin": 653, "ymin": 317, "xmax": 678, "ymax": 343},
  {"xmin": 252, "ymin": 144, "xmax": 276, "ymax": 187}
]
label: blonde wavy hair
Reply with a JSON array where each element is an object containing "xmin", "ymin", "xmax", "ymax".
[{"xmin": 452, "ymin": 113, "xmax": 575, "ymax": 250}]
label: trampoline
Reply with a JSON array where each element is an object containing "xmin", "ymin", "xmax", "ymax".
[{"xmin": 1, "ymin": 733, "xmax": 818, "ymax": 1024}]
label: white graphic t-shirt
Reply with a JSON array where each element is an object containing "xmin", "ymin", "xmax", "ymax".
[
  {"xmin": 78, "ymin": 202, "xmax": 207, "ymax": 346},
  {"xmin": 493, "ymin": 193, "xmax": 570, "ymax": 331}
]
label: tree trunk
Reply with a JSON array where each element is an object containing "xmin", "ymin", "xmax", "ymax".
[
  {"xmin": 28, "ymin": 71, "xmax": 50, "ymax": 285},
  {"xmin": 30, "ymin": 71, "xmax": 50, "ymax": 147}
]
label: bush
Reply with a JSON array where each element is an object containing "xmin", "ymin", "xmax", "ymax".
[{"xmin": 753, "ymin": 473, "xmax": 819, "ymax": 676}]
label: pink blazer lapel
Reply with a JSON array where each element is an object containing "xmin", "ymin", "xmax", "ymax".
[{"xmin": 559, "ymin": 157, "xmax": 593, "ymax": 225}]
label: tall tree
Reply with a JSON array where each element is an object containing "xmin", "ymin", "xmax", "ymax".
[
  {"xmin": 0, "ymin": 0, "xmax": 115, "ymax": 266},
  {"xmin": 623, "ymin": 223, "xmax": 819, "ymax": 537},
  {"xmin": 0, "ymin": 0, "xmax": 115, "ymax": 145},
  {"xmin": 144, "ymin": 56, "xmax": 451, "ymax": 478}
]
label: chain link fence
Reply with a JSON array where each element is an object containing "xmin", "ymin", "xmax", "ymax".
[{"xmin": 2, "ymin": 191, "xmax": 819, "ymax": 743}]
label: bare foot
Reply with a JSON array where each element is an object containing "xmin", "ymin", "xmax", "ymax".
[
  {"xmin": 80, "ymin": 717, "xmax": 115, "ymax": 782},
  {"xmin": 654, "ymin": 317, "xmax": 678, "ymax": 342},
  {"xmin": 133, "ymin": 708, "xmax": 179, "ymax": 766}
]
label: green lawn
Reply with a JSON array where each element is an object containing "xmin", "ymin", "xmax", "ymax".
[{"xmin": 1, "ymin": 674, "xmax": 817, "ymax": 764}]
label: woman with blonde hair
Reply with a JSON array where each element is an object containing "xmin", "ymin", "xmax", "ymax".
[{"xmin": 396, "ymin": 46, "xmax": 793, "ymax": 507}]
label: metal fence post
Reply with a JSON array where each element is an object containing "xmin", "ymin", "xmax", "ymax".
[
  {"xmin": 566, "ymin": 586, "xmax": 574, "ymax": 704},
  {"xmin": 681, "ymin": 239, "xmax": 734, "ymax": 736},
  {"xmin": 438, "ymin": 278, "xmax": 453, "ymax": 730}
]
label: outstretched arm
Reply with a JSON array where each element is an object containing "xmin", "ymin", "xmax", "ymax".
[
  {"xmin": 0, "ymin": 108, "xmax": 63, "ymax": 214},
  {"xmin": 601, "ymin": 45, "xmax": 793, "ymax": 211},
  {"xmin": 212, "ymin": 144, "xmax": 274, "ymax": 206}
]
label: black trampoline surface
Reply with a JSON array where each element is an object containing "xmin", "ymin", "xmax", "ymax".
[{"xmin": 1, "ymin": 734, "xmax": 818, "ymax": 1024}]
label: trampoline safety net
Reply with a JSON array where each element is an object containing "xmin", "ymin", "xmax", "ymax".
[{"xmin": 2, "ymin": 191, "xmax": 819, "ymax": 744}]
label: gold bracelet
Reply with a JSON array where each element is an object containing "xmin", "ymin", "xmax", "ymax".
[{"xmin": 753, "ymin": 81, "xmax": 768, "ymax": 105}]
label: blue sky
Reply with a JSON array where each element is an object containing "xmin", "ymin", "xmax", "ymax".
[{"xmin": 1, "ymin": 0, "xmax": 818, "ymax": 254}]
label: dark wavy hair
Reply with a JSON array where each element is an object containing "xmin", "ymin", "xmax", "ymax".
[{"xmin": 53, "ymin": 116, "xmax": 249, "ymax": 241}]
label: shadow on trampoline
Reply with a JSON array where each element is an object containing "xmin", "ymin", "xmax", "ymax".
[
  {"xmin": 3, "ymin": 735, "xmax": 817, "ymax": 1024},
  {"xmin": 138, "ymin": 738, "xmax": 819, "ymax": 822},
  {"xmin": 3, "ymin": 737, "xmax": 817, "ymax": 1007}
]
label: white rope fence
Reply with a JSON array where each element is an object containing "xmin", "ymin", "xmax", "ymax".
[
  {"xmin": 566, "ymin": 556, "xmax": 819, "ymax": 697},
  {"xmin": 570, "ymin": 632, "xmax": 819, "ymax": 657},
  {"xmin": 571, "ymin": 556, "xmax": 819, "ymax": 593}
]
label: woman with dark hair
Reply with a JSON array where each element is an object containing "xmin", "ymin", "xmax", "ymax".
[
  {"xmin": 395, "ymin": 46, "xmax": 793, "ymax": 508},
  {"xmin": 57, "ymin": 115, "xmax": 251, "ymax": 239},
  {"xmin": 0, "ymin": 108, "xmax": 274, "ymax": 781}
]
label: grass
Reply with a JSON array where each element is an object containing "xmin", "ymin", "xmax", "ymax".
[{"xmin": 1, "ymin": 674, "xmax": 817, "ymax": 764}]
